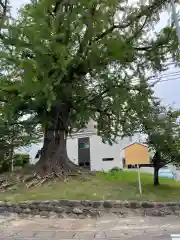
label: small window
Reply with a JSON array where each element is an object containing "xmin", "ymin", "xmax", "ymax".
[
  {"xmin": 102, "ymin": 158, "xmax": 114, "ymax": 161},
  {"xmin": 79, "ymin": 162, "xmax": 90, "ymax": 166},
  {"xmin": 79, "ymin": 162, "xmax": 85, "ymax": 167},
  {"xmin": 79, "ymin": 143, "xmax": 89, "ymax": 149}
]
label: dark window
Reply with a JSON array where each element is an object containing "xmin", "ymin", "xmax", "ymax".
[
  {"xmin": 79, "ymin": 162, "xmax": 90, "ymax": 167},
  {"xmin": 102, "ymin": 158, "xmax": 114, "ymax": 161},
  {"xmin": 79, "ymin": 142, "xmax": 89, "ymax": 149}
]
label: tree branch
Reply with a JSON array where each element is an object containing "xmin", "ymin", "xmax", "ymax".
[
  {"xmin": 53, "ymin": 0, "xmax": 64, "ymax": 14},
  {"xmin": 128, "ymin": 15, "xmax": 149, "ymax": 42},
  {"xmin": 75, "ymin": 3, "xmax": 97, "ymax": 59},
  {"xmin": 93, "ymin": 0, "xmax": 167, "ymax": 43},
  {"xmin": 0, "ymin": 0, "xmax": 8, "ymax": 30}
]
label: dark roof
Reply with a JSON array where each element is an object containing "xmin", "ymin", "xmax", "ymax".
[{"xmin": 123, "ymin": 142, "xmax": 148, "ymax": 150}]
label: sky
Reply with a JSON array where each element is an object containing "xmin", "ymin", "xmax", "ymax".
[{"xmin": 10, "ymin": 0, "xmax": 180, "ymax": 159}]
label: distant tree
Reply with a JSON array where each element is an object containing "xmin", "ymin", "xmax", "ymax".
[
  {"xmin": 0, "ymin": 106, "xmax": 42, "ymax": 172},
  {"xmin": 0, "ymin": 0, "xmax": 179, "ymax": 178},
  {"xmin": 141, "ymin": 101, "xmax": 180, "ymax": 185}
]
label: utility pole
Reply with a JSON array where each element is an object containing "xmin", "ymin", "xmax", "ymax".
[{"xmin": 170, "ymin": 0, "xmax": 180, "ymax": 46}]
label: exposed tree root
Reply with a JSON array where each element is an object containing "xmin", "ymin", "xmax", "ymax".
[
  {"xmin": 0, "ymin": 129, "xmax": 94, "ymax": 189},
  {"xmin": 0, "ymin": 173, "xmax": 20, "ymax": 192},
  {"xmin": 25, "ymin": 166, "xmax": 91, "ymax": 188},
  {"xmin": 0, "ymin": 164, "xmax": 92, "ymax": 191},
  {"xmin": 23, "ymin": 146, "xmax": 92, "ymax": 188}
]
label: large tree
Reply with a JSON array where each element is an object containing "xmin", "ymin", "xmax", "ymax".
[{"xmin": 0, "ymin": 0, "xmax": 179, "ymax": 177}]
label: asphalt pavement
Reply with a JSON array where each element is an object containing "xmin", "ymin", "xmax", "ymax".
[
  {"xmin": 0, "ymin": 214, "xmax": 179, "ymax": 239},
  {"xmin": 128, "ymin": 235, "xmax": 171, "ymax": 239},
  {"xmin": 0, "ymin": 232, "xmax": 175, "ymax": 239}
]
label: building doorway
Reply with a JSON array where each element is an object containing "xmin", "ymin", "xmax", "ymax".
[{"xmin": 78, "ymin": 137, "xmax": 91, "ymax": 170}]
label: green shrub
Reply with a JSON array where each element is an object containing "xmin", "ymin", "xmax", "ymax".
[
  {"xmin": 13, "ymin": 153, "xmax": 30, "ymax": 167},
  {"xmin": 110, "ymin": 167, "xmax": 122, "ymax": 172}
]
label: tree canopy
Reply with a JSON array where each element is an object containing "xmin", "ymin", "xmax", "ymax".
[
  {"xmin": 0, "ymin": 105, "xmax": 42, "ymax": 171},
  {"xmin": 0, "ymin": 0, "xmax": 180, "ymax": 176},
  {"xmin": 148, "ymin": 108, "xmax": 180, "ymax": 166},
  {"xmin": 138, "ymin": 100, "xmax": 180, "ymax": 185}
]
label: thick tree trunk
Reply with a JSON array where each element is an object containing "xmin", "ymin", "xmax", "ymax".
[
  {"xmin": 35, "ymin": 102, "xmax": 80, "ymax": 176},
  {"xmin": 153, "ymin": 167, "xmax": 159, "ymax": 186},
  {"xmin": 36, "ymin": 130, "xmax": 78, "ymax": 176},
  {"xmin": 153, "ymin": 151, "xmax": 161, "ymax": 186}
]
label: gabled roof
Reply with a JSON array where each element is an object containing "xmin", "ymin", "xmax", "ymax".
[{"xmin": 123, "ymin": 142, "xmax": 148, "ymax": 150}]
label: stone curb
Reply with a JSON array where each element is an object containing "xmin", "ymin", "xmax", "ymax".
[{"xmin": 0, "ymin": 200, "xmax": 180, "ymax": 218}]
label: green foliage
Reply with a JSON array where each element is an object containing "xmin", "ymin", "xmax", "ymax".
[
  {"xmin": 0, "ymin": 159, "xmax": 11, "ymax": 173},
  {"xmin": 1, "ymin": 171, "xmax": 180, "ymax": 202},
  {"xmin": 140, "ymin": 100, "xmax": 180, "ymax": 168},
  {"xmin": 0, "ymin": 152, "xmax": 30, "ymax": 173},
  {"xmin": 110, "ymin": 167, "xmax": 122, "ymax": 172},
  {"xmin": 13, "ymin": 153, "xmax": 30, "ymax": 167},
  {"xmin": 0, "ymin": 106, "xmax": 42, "ymax": 170},
  {"xmin": 0, "ymin": 0, "xmax": 179, "ymax": 145}
]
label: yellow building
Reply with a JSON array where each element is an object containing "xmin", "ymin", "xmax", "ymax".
[{"xmin": 123, "ymin": 143, "xmax": 150, "ymax": 167}]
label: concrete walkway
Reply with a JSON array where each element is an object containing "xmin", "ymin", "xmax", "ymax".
[{"xmin": 0, "ymin": 214, "xmax": 179, "ymax": 239}]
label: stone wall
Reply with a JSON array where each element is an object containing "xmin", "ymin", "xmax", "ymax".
[{"xmin": 0, "ymin": 200, "xmax": 180, "ymax": 218}]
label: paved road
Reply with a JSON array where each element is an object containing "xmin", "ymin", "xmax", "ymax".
[
  {"xmin": 0, "ymin": 232, "xmax": 176, "ymax": 239},
  {"xmin": 0, "ymin": 233, "xmax": 176, "ymax": 239},
  {"xmin": 0, "ymin": 214, "xmax": 179, "ymax": 239},
  {"xmin": 129, "ymin": 236, "xmax": 171, "ymax": 239}
]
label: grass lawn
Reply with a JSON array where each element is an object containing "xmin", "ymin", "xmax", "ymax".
[{"xmin": 0, "ymin": 171, "xmax": 180, "ymax": 202}]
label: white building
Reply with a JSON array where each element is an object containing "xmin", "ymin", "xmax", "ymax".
[{"xmin": 29, "ymin": 120, "xmax": 145, "ymax": 171}]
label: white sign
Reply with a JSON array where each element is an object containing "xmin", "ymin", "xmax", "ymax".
[
  {"xmin": 137, "ymin": 165, "xmax": 142, "ymax": 194},
  {"xmin": 171, "ymin": 234, "xmax": 180, "ymax": 240}
]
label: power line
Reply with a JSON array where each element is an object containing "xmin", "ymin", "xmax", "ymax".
[
  {"xmin": 131, "ymin": 72, "xmax": 180, "ymax": 85},
  {"xmin": 150, "ymin": 75, "xmax": 180, "ymax": 81},
  {"xmin": 150, "ymin": 77, "xmax": 180, "ymax": 84},
  {"xmin": 149, "ymin": 71, "xmax": 180, "ymax": 79},
  {"xmin": 149, "ymin": 72, "xmax": 180, "ymax": 84}
]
